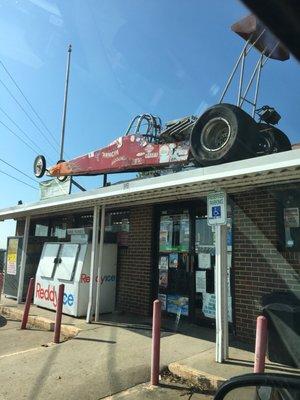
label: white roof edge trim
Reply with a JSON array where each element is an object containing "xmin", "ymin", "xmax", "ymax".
[{"xmin": 0, "ymin": 149, "xmax": 300, "ymax": 220}]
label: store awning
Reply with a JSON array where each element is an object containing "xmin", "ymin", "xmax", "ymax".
[{"xmin": 1, "ymin": 149, "xmax": 300, "ymax": 220}]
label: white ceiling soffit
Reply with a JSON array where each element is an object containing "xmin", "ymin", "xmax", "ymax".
[{"xmin": 1, "ymin": 149, "xmax": 300, "ymax": 220}]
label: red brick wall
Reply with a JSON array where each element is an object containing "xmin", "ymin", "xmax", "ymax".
[
  {"xmin": 233, "ymin": 189, "xmax": 300, "ymax": 342},
  {"xmin": 116, "ymin": 205, "xmax": 153, "ymax": 315}
]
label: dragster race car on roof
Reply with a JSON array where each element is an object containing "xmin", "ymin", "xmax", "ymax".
[{"xmin": 33, "ymin": 15, "xmax": 292, "ymax": 182}]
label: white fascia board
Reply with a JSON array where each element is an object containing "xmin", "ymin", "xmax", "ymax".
[{"xmin": 0, "ymin": 149, "xmax": 300, "ymax": 220}]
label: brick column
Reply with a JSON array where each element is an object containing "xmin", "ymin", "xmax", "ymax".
[
  {"xmin": 116, "ymin": 205, "xmax": 153, "ymax": 315},
  {"xmin": 233, "ymin": 189, "xmax": 300, "ymax": 342}
]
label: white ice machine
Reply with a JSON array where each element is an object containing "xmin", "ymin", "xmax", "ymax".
[{"xmin": 34, "ymin": 241, "xmax": 117, "ymax": 317}]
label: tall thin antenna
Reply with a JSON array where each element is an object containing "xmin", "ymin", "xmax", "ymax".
[{"xmin": 60, "ymin": 44, "xmax": 72, "ymax": 160}]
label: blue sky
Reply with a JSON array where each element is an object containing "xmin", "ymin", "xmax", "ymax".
[{"xmin": 0, "ymin": 0, "xmax": 299, "ymax": 246}]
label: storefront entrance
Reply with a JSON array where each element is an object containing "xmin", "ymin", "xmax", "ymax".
[{"xmin": 155, "ymin": 201, "xmax": 233, "ymax": 327}]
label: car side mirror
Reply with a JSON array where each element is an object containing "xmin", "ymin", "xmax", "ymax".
[{"xmin": 214, "ymin": 373, "xmax": 300, "ymax": 400}]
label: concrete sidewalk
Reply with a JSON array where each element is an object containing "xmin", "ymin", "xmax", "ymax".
[
  {"xmin": 0, "ymin": 317, "xmax": 54, "ymax": 357},
  {"xmin": 168, "ymin": 345, "xmax": 300, "ymax": 392},
  {"xmin": 0, "ymin": 298, "xmax": 215, "ymax": 400},
  {"xmin": 0, "ymin": 297, "xmax": 298, "ymax": 400},
  {"xmin": 104, "ymin": 383, "xmax": 213, "ymax": 399}
]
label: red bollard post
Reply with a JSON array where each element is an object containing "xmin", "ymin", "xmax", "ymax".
[
  {"xmin": 254, "ymin": 315, "xmax": 268, "ymax": 373},
  {"xmin": 54, "ymin": 284, "xmax": 65, "ymax": 344},
  {"xmin": 151, "ymin": 299, "xmax": 161, "ymax": 386},
  {"xmin": 21, "ymin": 278, "xmax": 35, "ymax": 329}
]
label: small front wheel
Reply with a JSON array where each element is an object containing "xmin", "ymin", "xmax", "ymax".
[{"xmin": 33, "ymin": 155, "xmax": 46, "ymax": 178}]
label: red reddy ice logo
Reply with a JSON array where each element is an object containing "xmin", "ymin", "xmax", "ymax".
[
  {"xmin": 80, "ymin": 274, "xmax": 116, "ymax": 284},
  {"xmin": 36, "ymin": 283, "xmax": 74, "ymax": 307}
]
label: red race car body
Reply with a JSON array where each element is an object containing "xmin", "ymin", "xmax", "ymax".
[{"xmin": 48, "ymin": 134, "xmax": 190, "ymax": 178}]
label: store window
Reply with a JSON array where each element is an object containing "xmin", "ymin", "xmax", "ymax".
[{"xmin": 105, "ymin": 210, "xmax": 130, "ymax": 246}]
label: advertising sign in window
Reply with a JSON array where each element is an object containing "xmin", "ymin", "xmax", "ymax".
[
  {"xmin": 159, "ymin": 216, "xmax": 173, "ymax": 251},
  {"xmin": 6, "ymin": 238, "xmax": 18, "ymax": 275},
  {"xmin": 167, "ymin": 295, "xmax": 189, "ymax": 316}
]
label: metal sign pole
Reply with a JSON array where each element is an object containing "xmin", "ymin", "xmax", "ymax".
[
  {"xmin": 215, "ymin": 223, "xmax": 228, "ymax": 363},
  {"xmin": 17, "ymin": 216, "xmax": 30, "ymax": 303},
  {"xmin": 60, "ymin": 44, "xmax": 72, "ymax": 161},
  {"xmin": 86, "ymin": 205, "xmax": 100, "ymax": 323},
  {"xmin": 207, "ymin": 191, "xmax": 229, "ymax": 363}
]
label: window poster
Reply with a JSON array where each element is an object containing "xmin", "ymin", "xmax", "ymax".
[
  {"xmin": 159, "ymin": 216, "xmax": 173, "ymax": 251},
  {"xmin": 158, "ymin": 293, "xmax": 167, "ymax": 311},
  {"xmin": 158, "ymin": 255, "xmax": 168, "ymax": 270},
  {"xmin": 226, "ymin": 218, "xmax": 232, "ymax": 245},
  {"xmin": 6, "ymin": 238, "xmax": 18, "ymax": 275},
  {"xmin": 202, "ymin": 293, "xmax": 232, "ymax": 322},
  {"xmin": 167, "ymin": 295, "xmax": 189, "ymax": 316},
  {"xmin": 202, "ymin": 293, "xmax": 215, "ymax": 319},
  {"xmin": 169, "ymin": 253, "xmax": 178, "ymax": 269},
  {"xmin": 179, "ymin": 215, "xmax": 190, "ymax": 251},
  {"xmin": 198, "ymin": 252, "xmax": 211, "ymax": 269},
  {"xmin": 195, "ymin": 270, "xmax": 206, "ymax": 293},
  {"xmin": 227, "ymin": 228, "xmax": 232, "ymax": 250},
  {"xmin": 159, "ymin": 270, "xmax": 168, "ymax": 288}
]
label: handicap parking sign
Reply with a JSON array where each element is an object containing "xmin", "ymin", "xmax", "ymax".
[
  {"xmin": 207, "ymin": 191, "xmax": 227, "ymax": 225},
  {"xmin": 212, "ymin": 206, "xmax": 221, "ymax": 218}
]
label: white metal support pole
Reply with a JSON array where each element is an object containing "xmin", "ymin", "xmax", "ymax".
[
  {"xmin": 95, "ymin": 205, "xmax": 106, "ymax": 322},
  {"xmin": 86, "ymin": 205, "xmax": 100, "ymax": 323},
  {"xmin": 215, "ymin": 224, "xmax": 228, "ymax": 363},
  {"xmin": 17, "ymin": 216, "xmax": 30, "ymax": 303}
]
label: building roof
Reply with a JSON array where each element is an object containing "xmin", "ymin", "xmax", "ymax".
[{"xmin": 1, "ymin": 149, "xmax": 300, "ymax": 220}]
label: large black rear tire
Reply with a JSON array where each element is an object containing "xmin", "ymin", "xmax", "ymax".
[{"xmin": 190, "ymin": 103, "xmax": 259, "ymax": 166}]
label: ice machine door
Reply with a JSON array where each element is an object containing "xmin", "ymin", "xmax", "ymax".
[
  {"xmin": 39, "ymin": 243, "xmax": 61, "ymax": 278},
  {"xmin": 55, "ymin": 243, "xmax": 79, "ymax": 281}
]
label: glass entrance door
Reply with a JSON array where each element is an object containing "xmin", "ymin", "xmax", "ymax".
[
  {"xmin": 156, "ymin": 202, "xmax": 233, "ymax": 327},
  {"xmin": 157, "ymin": 209, "xmax": 191, "ymax": 318}
]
